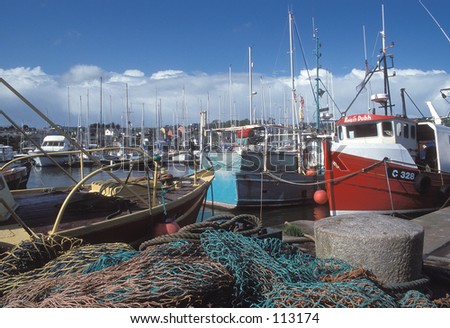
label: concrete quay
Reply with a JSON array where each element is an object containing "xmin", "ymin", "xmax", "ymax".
[
  {"xmin": 412, "ymin": 207, "xmax": 450, "ymax": 288},
  {"xmin": 280, "ymin": 207, "xmax": 450, "ymax": 292}
]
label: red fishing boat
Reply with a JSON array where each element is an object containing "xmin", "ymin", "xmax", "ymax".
[
  {"xmin": 324, "ymin": 111, "xmax": 450, "ymax": 216},
  {"xmin": 323, "ymin": 6, "xmax": 450, "ymax": 216}
]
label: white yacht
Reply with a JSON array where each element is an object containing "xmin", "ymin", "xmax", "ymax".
[{"xmin": 29, "ymin": 132, "xmax": 75, "ymax": 167}]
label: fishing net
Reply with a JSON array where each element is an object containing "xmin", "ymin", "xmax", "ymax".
[
  {"xmin": 0, "ymin": 242, "xmax": 137, "ymax": 297},
  {"xmin": 1, "ymin": 241, "xmax": 233, "ymax": 308},
  {"xmin": 1, "ymin": 214, "xmax": 449, "ymax": 308},
  {"xmin": 0, "ymin": 234, "xmax": 84, "ymax": 278}
]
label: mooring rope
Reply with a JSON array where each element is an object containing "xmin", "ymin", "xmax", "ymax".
[
  {"xmin": 139, "ymin": 214, "xmax": 263, "ymax": 250},
  {"xmin": 264, "ymin": 158, "xmax": 387, "ymax": 186}
]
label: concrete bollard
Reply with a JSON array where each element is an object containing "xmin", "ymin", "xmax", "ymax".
[{"xmin": 314, "ymin": 214, "xmax": 424, "ymax": 285}]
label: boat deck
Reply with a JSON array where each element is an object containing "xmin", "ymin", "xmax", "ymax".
[{"xmin": 1, "ymin": 177, "xmax": 201, "ymax": 235}]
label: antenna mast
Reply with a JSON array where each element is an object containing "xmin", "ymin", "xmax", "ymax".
[{"xmin": 380, "ymin": 4, "xmax": 393, "ymax": 115}]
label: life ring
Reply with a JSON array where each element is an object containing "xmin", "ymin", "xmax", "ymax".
[{"xmin": 414, "ymin": 174, "xmax": 431, "ymax": 194}]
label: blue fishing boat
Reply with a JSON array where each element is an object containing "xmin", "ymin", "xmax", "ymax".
[{"xmin": 205, "ymin": 124, "xmax": 326, "ymax": 208}]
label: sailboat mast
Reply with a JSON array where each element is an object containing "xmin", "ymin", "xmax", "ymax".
[
  {"xmin": 141, "ymin": 103, "xmax": 145, "ymax": 148},
  {"xmin": 182, "ymin": 86, "xmax": 186, "ymax": 149},
  {"xmin": 248, "ymin": 46, "xmax": 254, "ymax": 124},
  {"xmin": 100, "ymin": 76, "xmax": 103, "ymax": 147},
  {"xmin": 67, "ymin": 86, "xmax": 71, "ymax": 132},
  {"xmin": 125, "ymin": 83, "xmax": 130, "ymax": 147},
  {"xmin": 289, "ymin": 11, "xmax": 296, "ymax": 128},
  {"xmin": 229, "ymin": 65, "xmax": 233, "ymax": 126}
]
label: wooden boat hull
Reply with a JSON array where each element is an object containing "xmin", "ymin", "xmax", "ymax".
[
  {"xmin": 58, "ymin": 178, "xmax": 211, "ymax": 246},
  {"xmin": 2, "ymin": 165, "xmax": 31, "ymax": 190},
  {"xmin": 0, "ymin": 169, "xmax": 214, "ymax": 250}
]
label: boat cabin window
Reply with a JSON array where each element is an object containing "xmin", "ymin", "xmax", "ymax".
[
  {"xmin": 43, "ymin": 141, "xmax": 65, "ymax": 147},
  {"xmin": 382, "ymin": 122, "xmax": 393, "ymax": 137},
  {"xmin": 403, "ymin": 123, "xmax": 409, "ymax": 138},
  {"xmin": 338, "ymin": 126, "xmax": 344, "ymax": 140},
  {"xmin": 346, "ymin": 123, "xmax": 378, "ymax": 139},
  {"xmin": 394, "ymin": 122, "xmax": 415, "ymax": 140},
  {"xmin": 396, "ymin": 122, "xmax": 402, "ymax": 137}
]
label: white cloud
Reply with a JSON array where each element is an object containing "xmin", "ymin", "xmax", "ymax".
[
  {"xmin": 150, "ymin": 70, "xmax": 185, "ymax": 80},
  {"xmin": 60, "ymin": 65, "xmax": 105, "ymax": 85},
  {"xmin": 0, "ymin": 65, "xmax": 449, "ymax": 129},
  {"xmin": 123, "ymin": 69, "xmax": 145, "ymax": 77}
]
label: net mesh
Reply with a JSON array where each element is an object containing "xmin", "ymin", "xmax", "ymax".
[{"xmin": 0, "ymin": 215, "xmax": 448, "ymax": 308}]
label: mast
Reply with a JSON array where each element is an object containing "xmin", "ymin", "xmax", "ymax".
[
  {"xmin": 289, "ymin": 11, "xmax": 296, "ymax": 128},
  {"xmin": 67, "ymin": 86, "xmax": 71, "ymax": 133},
  {"xmin": 313, "ymin": 24, "xmax": 320, "ymax": 131},
  {"xmin": 141, "ymin": 103, "xmax": 145, "ymax": 148},
  {"xmin": 86, "ymin": 89, "xmax": 90, "ymax": 146},
  {"xmin": 182, "ymin": 86, "xmax": 186, "ymax": 149},
  {"xmin": 125, "ymin": 83, "xmax": 130, "ymax": 147},
  {"xmin": 248, "ymin": 46, "xmax": 254, "ymax": 124},
  {"xmin": 363, "ymin": 25, "xmax": 372, "ymax": 112},
  {"xmin": 229, "ymin": 64, "xmax": 233, "ymax": 126},
  {"xmin": 380, "ymin": 4, "xmax": 393, "ymax": 116},
  {"xmin": 100, "ymin": 76, "xmax": 103, "ymax": 146}
]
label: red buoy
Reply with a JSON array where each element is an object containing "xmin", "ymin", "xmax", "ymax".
[
  {"xmin": 314, "ymin": 189, "xmax": 328, "ymax": 205},
  {"xmin": 152, "ymin": 217, "xmax": 180, "ymax": 238}
]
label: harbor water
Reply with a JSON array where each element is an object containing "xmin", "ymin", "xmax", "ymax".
[{"xmin": 25, "ymin": 164, "xmax": 327, "ymax": 228}]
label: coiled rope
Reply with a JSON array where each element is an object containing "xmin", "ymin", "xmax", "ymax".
[{"xmin": 139, "ymin": 214, "xmax": 263, "ymax": 250}]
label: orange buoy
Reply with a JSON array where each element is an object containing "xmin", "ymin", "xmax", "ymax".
[
  {"xmin": 306, "ymin": 168, "xmax": 317, "ymax": 176},
  {"xmin": 313, "ymin": 189, "xmax": 328, "ymax": 205}
]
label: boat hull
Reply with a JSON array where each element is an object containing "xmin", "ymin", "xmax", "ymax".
[
  {"xmin": 31, "ymin": 153, "xmax": 73, "ymax": 167},
  {"xmin": 58, "ymin": 178, "xmax": 211, "ymax": 247},
  {"xmin": 324, "ymin": 142, "xmax": 450, "ymax": 215},
  {"xmin": 2, "ymin": 165, "xmax": 31, "ymax": 190},
  {"xmin": 1, "ymin": 169, "xmax": 214, "ymax": 250},
  {"xmin": 206, "ymin": 151, "xmax": 321, "ymax": 208},
  {"xmin": 235, "ymin": 171, "xmax": 321, "ymax": 207}
]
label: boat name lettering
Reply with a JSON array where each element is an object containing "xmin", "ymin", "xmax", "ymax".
[
  {"xmin": 343, "ymin": 115, "xmax": 373, "ymax": 123},
  {"xmin": 387, "ymin": 168, "xmax": 416, "ymax": 181}
]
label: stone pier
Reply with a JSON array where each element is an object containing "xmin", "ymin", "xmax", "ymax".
[{"xmin": 314, "ymin": 214, "xmax": 424, "ymax": 285}]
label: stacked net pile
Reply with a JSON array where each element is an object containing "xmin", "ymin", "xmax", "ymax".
[
  {"xmin": 0, "ymin": 240, "xmax": 137, "ymax": 298},
  {"xmin": 200, "ymin": 230, "xmax": 448, "ymax": 308},
  {"xmin": 1, "ymin": 214, "xmax": 449, "ymax": 308},
  {"xmin": 1, "ymin": 240, "xmax": 233, "ymax": 308},
  {"xmin": 0, "ymin": 234, "xmax": 84, "ymax": 278}
]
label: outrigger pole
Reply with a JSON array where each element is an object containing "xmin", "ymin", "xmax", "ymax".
[{"xmin": 0, "ymin": 78, "xmax": 149, "ymax": 207}]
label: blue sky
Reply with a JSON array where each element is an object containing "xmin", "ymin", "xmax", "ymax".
[{"xmin": 0, "ymin": 0, "xmax": 449, "ymax": 128}]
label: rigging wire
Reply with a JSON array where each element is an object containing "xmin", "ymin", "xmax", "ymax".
[
  {"xmin": 293, "ymin": 19, "xmax": 316, "ymax": 107},
  {"xmin": 403, "ymin": 89, "xmax": 426, "ymax": 118},
  {"xmin": 419, "ymin": 0, "xmax": 450, "ymax": 42}
]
